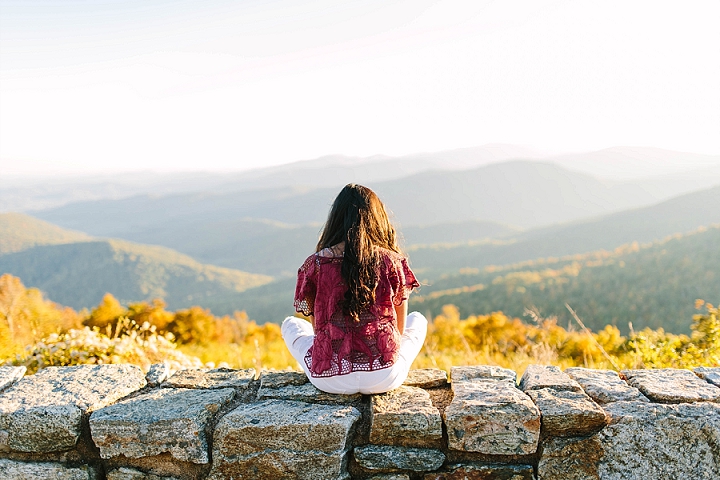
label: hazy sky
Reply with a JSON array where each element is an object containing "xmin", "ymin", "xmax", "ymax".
[{"xmin": 1, "ymin": 0, "xmax": 719, "ymax": 175}]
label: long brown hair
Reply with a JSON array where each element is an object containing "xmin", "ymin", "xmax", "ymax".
[{"xmin": 317, "ymin": 184, "xmax": 400, "ymax": 321}]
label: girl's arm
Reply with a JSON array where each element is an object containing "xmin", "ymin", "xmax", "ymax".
[
  {"xmin": 394, "ymin": 300, "xmax": 408, "ymax": 334},
  {"xmin": 308, "ymin": 315, "xmax": 315, "ymax": 329}
]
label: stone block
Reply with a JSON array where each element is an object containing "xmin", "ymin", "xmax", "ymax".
[
  {"xmin": 523, "ymin": 400, "xmax": 720, "ymax": 479},
  {"xmin": 257, "ymin": 382, "xmax": 362, "ymax": 404},
  {"xmin": 597, "ymin": 401, "xmax": 720, "ymax": 478},
  {"xmin": 354, "ymin": 445, "xmax": 445, "ymax": 472},
  {"xmin": 519, "ymin": 364, "xmax": 582, "ymax": 392},
  {"xmin": 163, "ymin": 367, "xmax": 255, "ymax": 389},
  {"xmin": 565, "ymin": 367, "xmax": 648, "ymax": 404},
  {"xmin": 424, "ymin": 463, "xmax": 534, "ymax": 480},
  {"xmin": 259, "ymin": 370, "xmax": 308, "ymax": 388},
  {"xmin": 622, "ymin": 368, "xmax": 720, "ymax": 403},
  {"xmin": 0, "ymin": 365, "xmax": 145, "ymax": 452},
  {"xmin": 0, "ymin": 366, "xmax": 25, "ymax": 393},
  {"xmin": 450, "ymin": 365, "xmax": 516, "ymax": 384},
  {"xmin": 208, "ymin": 400, "xmax": 361, "ymax": 480},
  {"xmin": 0, "ymin": 459, "xmax": 98, "ymax": 480},
  {"xmin": 368, "ymin": 475, "xmax": 411, "ymax": 480},
  {"xmin": 90, "ymin": 387, "xmax": 235, "ymax": 464},
  {"xmin": 526, "ymin": 388, "xmax": 608, "ymax": 437},
  {"xmin": 538, "ymin": 435, "xmax": 604, "ymax": 480},
  {"xmin": 404, "ymin": 369, "xmax": 448, "ymax": 388},
  {"xmin": 370, "ymin": 386, "xmax": 442, "ymax": 447},
  {"xmin": 695, "ymin": 367, "xmax": 720, "ymax": 387},
  {"xmin": 444, "ymin": 377, "xmax": 540, "ymax": 454},
  {"xmin": 145, "ymin": 364, "xmax": 169, "ymax": 387},
  {"xmin": 107, "ymin": 467, "xmax": 179, "ymax": 480}
]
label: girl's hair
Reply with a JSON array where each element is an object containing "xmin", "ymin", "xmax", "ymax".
[{"xmin": 317, "ymin": 184, "xmax": 400, "ymax": 321}]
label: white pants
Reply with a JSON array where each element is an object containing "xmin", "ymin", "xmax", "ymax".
[{"xmin": 281, "ymin": 312, "xmax": 428, "ymax": 394}]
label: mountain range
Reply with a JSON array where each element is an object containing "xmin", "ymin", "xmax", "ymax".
[
  {"xmin": 2, "ymin": 145, "xmax": 719, "ymax": 332},
  {"xmin": 5, "ymin": 146, "xmax": 720, "ymax": 213}
]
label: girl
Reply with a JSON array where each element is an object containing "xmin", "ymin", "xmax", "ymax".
[{"xmin": 281, "ymin": 184, "xmax": 428, "ymax": 394}]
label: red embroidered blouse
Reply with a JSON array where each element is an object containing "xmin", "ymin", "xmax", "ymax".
[{"xmin": 294, "ymin": 247, "xmax": 420, "ymax": 377}]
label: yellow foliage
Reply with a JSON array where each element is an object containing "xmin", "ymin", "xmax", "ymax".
[
  {"xmin": 8, "ymin": 320, "xmax": 205, "ymax": 374},
  {"xmin": 86, "ymin": 293, "xmax": 126, "ymax": 329},
  {"xmin": 2, "ymin": 274, "xmax": 718, "ymax": 375},
  {"xmin": 0, "ymin": 274, "xmax": 83, "ymax": 359}
]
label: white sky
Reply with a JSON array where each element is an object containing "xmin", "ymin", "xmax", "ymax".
[{"xmin": 1, "ymin": 0, "xmax": 719, "ymax": 176}]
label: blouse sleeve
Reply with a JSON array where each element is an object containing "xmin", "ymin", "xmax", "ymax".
[
  {"xmin": 392, "ymin": 256, "xmax": 421, "ymax": 306},
  {"xmin": 294, "ymin": 254, "xmax": 318, "ymax": 316}
]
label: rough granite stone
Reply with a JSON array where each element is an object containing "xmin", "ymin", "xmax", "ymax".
[
  {"xmin": 444, "ymin": 375, "xmax": 540, "ymax": 454},
  {"xmin": 0, "ymin": 429, "xmax": 8, "ymax": 452},
  {"xmin": 90, "ymin": 387, "xmax": 235, "ymax": 463},
  {"xmin": 354, "ymin": 445, "xmax": 445, "ymax": 472},
  {"xmin": 257, "ymin": 381, "xmax": 362, "ymax": 404},
  {"xmin": 622, "ymin": 368, "xmax": 720, "ymax": 403},
  {"xmin": 695, "ymin": 367, "xmax": 720, "ymax": 387},
  {"xmin": 163, "ymin": 367, "xmax": 255, "ymax": 389},
  {"xmin": 538, "ymin": 435, "xmax": 604, "ymax": 480},
  {"xmin": 596, "ymin": 401, "xmax": 720, "ymax": 478},
  {"xmin": 424, "ymin": 464, "xmax": 534, "ymax": 480},
  {"xmin": 565, "ymin": 367, "xmax": 648, "ymax": 404},
  {"xmin": 368, "ymin": 475, "xmax": 411, "ymax": 480},
  {"xmin": 259, "ymin": 370, "xmax": 308, "ymax": 388},
  {"xmin": 540, "ymin": 401, "xmax": 720, "ymax": 479},
  {"xmin": 0, "ymin": 366, "xmax": 25, "ymax": 393},
  {"xmin": 208, "ymin": 400, "xmax": 361, "ymax": 480},
  {"xmin": 519, "ymin": 365, "xmax": 582, "ymax": 392},
  {"xmin": 107, "ymin": 467, "xmax": 179, "ymax": 480},
  {"xmin": 0, "ymin": 459, "xmax": 98, "ymax": 480},
  {"xmin": 450, "ymin": 365, "xmax": 516, "ymax": 384},
  {"xmin": 0, "ymin": 364, "xmax": 146, "ymax": 452},
  {"xmin": 145, "ymin": 364, "xmax": 169, "ymax": 388},
  {"xmin": 370, "ymin": 386, "xmax": 442, "ymax": 447},
  {"xmin": 404, "ymin": 369, "xmax": 448, "ymax": 388},
  {"xmin": 526, "ymin": 388, "xmax": 608, "ymax": 437}
]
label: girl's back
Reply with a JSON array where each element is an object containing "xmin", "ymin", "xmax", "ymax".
[
  {"xmin": 281, "ymin": 184, "xmax": 427, "ymax": 394},
  {"xmin": 295, "ymin": 245, "xmax": 418, "ymax": 377}
]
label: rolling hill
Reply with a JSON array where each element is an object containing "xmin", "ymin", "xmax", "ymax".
[
  {"xmin": 371, "ymin": 160, "xmax": 662, "ymax": 227},
  {"xmin": 0, "ymin": 214, "xmax": 273, "ymax": 313},
  {"xmin": 69, "ymin": 218, "xmax": 518, "ymax": 277},
  {"xmin": 410, "ymin": 225, "xmax": 720, "ymax": 335},
  {"xmin": 0, "ymin": 213, "xmax": 92, "ymax": 254},
  {"xmin": 408, "ymin": 185, "xmax": 720, "ymax": 276}
]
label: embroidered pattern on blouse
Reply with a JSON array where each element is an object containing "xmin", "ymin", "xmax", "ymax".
[{"xmin": 294, "ymin": 248, "xmax": 420, "ymax": 377}]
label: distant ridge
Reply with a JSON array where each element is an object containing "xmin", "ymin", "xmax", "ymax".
[
  {"xmin": 0, "ymin": 213, "xmax": 92, "ymax": 254},
  {"xmin": 371, "ymin": 160, "xmax": 659, "ymax": 227},
  {"xmin": 1, "ymin": 144, "xmax": 541, "ymax": 212},
  {"xmin": 0, "ymin": 214, "xmax": 273, "ymax": 313},
  {"xmin": 9, "ymin": 146, "xmax": 717, "ymax": 213},
  {"xmin": 412, "ymin": 225, "xmax": 720, "ymax": 334},
  {"xmin": 33, "ymin": 159, "xmax": 665, "ymax": 238},
  {"xmin": 550, "ymin": 146, "xmax": 720, "ymax": 180},
  {"xmin": 409, "ymin": 185, "xmax": 720, "ymax": 275}
]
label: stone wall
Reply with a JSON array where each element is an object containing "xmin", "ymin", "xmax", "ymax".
[{"xmin": 1, "ymin": 363, "xmax": 719, "ymax": 479}]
